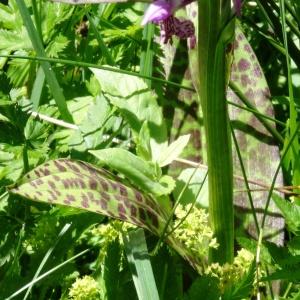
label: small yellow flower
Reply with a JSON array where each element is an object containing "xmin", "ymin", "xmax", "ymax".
[
  {"xmin": 68, "ymin": 275, "xmax": 100, "ymax": 300},
  {"xmin": 91, "ymin": 220, "xmax": 135, "ymax": 262},
  {"xmin": 205, "ymin": 248, "xmax": 254, "ymax": 293},
  {"xmin": 173, "ymin": 204, "xmax": 218, "ymax": 262}
]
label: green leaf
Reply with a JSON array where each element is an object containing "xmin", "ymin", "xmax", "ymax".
[
  {"xmin": 90, "ymin": 67, "xmax": 167, "ymax": 160},
  {"xmin": 0, "ymin": 28, "xmax": 31, "ymax": 51},
  {"xmin": 102, "ymin": 239, "xmax": 122, "ymax": 300},
  {"xmin": 262, "ymin": 256, "xmax": 300, "ymax": 282},
  {"xmin": 48, "ymin": 0, "xmax": 149, "ymax": 5},
  {"xmin": 79, "ymin": 95, "xmax": 111, "ymax": 135},
  {"xmin": 0, "ymin": 1, "xmax": 22, "ymax": 30},
  {"xmin": 41, "ymin": 2, "xmax": 74, "ymax": 41},
  {"xmin": 272, "ymin": 193, "xmax": 300, "ymax": 234},
  {"xmin": 0, "ymin": 113, "xmax": 10, "ymax": 122},
  {"xmin": 0, "ymin": 215, "xmax": 19, "ymax": 267},
  {"xmin": 159, "ymin": 175, "xmax": 176, "ymax": 196},
  {"xmin": 184, "ymin": 275, "xmax": 220, "ymax": 300},
  {"xmin": 158, "ymin": 134, "xmax": 190, "ymax": 167},
  {"xmin": 24, "ymin": 106, "xmax": 57, "ymax": 141},
  {"xmin": 223, "ymin": 261, "xmax": 255, "ymax": 300},
  {"xmin": 45, "ymin": 34, "xmax": 69, "ymax": 57},
  {"xmin": 123, "ymin": 228, "xmax": 160, "ymax": 300},
  {"xmin": 136, "ymin": 121, "xmax": 152, "ymax": 161},
  {"xmin": 9, "ymin": 159, "xmax": 167, "ymax": 236},
  {"xmin": 6, "ymin": 50, "xmax": 31, "ymax": 86},
  {"xmin": 262, "ymin": 242, "xmax": 300, "ymax": 282},
  {"xmin": 68, "ymin": 95, "xmax": 112, "ymax": 151},
  {"xmin": 173, "ymin": 168, "xmax": 208, "ymax": 208},
  {"xmin": 67, "ymin": 96, "xmax": 93, "ymax": 124},
  {"xmin": 285, "ymin": 288, "xmax": 300, "ymax": 300},
  {"xmin": 236, "ymin": 237, "xmax": 272, "ymax": 264},
  {"xmin": 90, "ymin": 148, "xmax": 172, "ymax": 196},
  {"xmin": 288, "ymin": 236, "xmax": 300, "ymax": 255}
]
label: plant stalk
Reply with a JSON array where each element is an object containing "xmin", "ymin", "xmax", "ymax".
[{"xmin": 197, "ymin": 0, "xmax": 234, "ymax": 264}]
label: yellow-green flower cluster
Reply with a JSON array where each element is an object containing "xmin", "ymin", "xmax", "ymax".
[
  {"xmin": 91, "ymin": 220, "xmax": 135, "ymax": 262},
  {"xmin": 205, "ymin": 248, "xmax": 254, "ymax": 293},
  {"xmin": 173, "ymin": 204, "xmax": 218, "ymax": 261},
  {"xmin": 68, "ymin": 275, "xmax": 101, "ymax": 300}
]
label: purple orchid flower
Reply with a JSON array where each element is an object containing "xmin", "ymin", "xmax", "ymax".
[
  {"xmin": 142, "ymin": 0, "xmax": 193, "ymax": 25},
  {"xmin": 141, "ymin": 0, "xmax": 173, "ymax": 25},
  {"xmin": 142, "ymin": 0, "xmax": 196, "ymax": 48}
]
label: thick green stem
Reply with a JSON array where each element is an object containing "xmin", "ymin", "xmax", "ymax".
[{"xmin": 197, "ymin": 0, "xmax": 234, "ymax": 264}]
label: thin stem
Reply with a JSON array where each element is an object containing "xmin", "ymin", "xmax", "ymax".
[
  {"xmin": 174, "ymin": 158, "xmax": 293, "ymax": 195},
  {"xmin": 261, "ymin": 121, "xmax": 300, "ymax": 229},
  {"xmin": 1, "ymin": 54, "xmax": 294, "ymax": 134},
  {"xmin": 151, "ymin": 164, "xmax": 203, "ymax": 254},
  {"xmin": 0, "ymin": 54, "xmax": 194, "ymax": 92},
  {"xmin": 283, "ymin": 282, "xmax": 293, "ymax": 298},
  {"xmin": 227, "ymin": 100, "xmax": 286, "ymax": 127},
  {"xmin": 25, "ymin": 109, "xmax": 296, "ymax": 198}
]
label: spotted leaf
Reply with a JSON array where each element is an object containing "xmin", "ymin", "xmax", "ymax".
[
  {"xmin": 9, "ymin": 159, "xmax": 168, "ymax": 236},
  {"xmin": 9, "ymin": 159, "xmax": 204, "ymax": 272}
]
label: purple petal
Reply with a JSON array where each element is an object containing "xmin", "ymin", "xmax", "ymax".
[
  {"xmin": 141, "ymin": 0, "xmax": 172, "ymax": 25},
  {"xmin": 234, "ymin": 0, "xmax": 242, "ymax": 16}
]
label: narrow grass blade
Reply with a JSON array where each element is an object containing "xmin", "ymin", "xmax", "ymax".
[
  {"xmin": 123, "ymin": 228, "xmax": 160, "ymax": 300},
  {"xmin": 279, "ymin": 0, "xmax": 300, "ymax": 195},
  {"xmin": 6, "ymin": 249, "xmax": 89, "ymax": 300},
  {"xmin": 15, "ymin": 0, "xmax": 73, "ymax": 122},
  {"xmin": 30, "ymin": 66, "xmax": 45, "ymax": 110},
  {"xmin": 86, "ymin": 11, "xmax": 115, "ymax": 66},
  {"xmin": 140, "ymin": 19, "xmax": 154, "ymax": 87},
  {"xmin": 0, "ymin": 54, "xmax": 195, "ymax": 92}
]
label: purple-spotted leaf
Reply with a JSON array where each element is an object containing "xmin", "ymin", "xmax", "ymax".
[
  {"xmin": 227, "ymin": 24, "xmax": 284, "ymax": 242},
  {"xmin": 9, "ymin": 158, "xmax": 204, "ymax": 272},
  {"xmin": 9, "ymin": 159, "xmax": 168, "ymax": 236}
]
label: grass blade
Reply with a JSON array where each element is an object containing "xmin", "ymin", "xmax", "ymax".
[
  {"xmin": 23, "ymin": 223, "xmax": 71, "ymax": 300},
  {"xmin": 123, "ymin": 228, "xmax": 160, "ymax": 300},
  {"xmin": 279, "ymin": 0, "xmax": 300, "ymax": 195},
  {"xmin": 6, "ymin": 249, "xmax": 89, "ymax": 300},
  {"xmin": 30, "ymin": 66, "xmax": 45, "ymax": 110},
  {"xmin": 15, "ymin": 0, "xmax": 73, "ymax": 122},
  {"xmin": 140, "ymin": 18, "xmax": 155, "ymax": 87}
]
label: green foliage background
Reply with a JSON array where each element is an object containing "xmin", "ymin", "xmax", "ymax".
[{"xmin": 0, "ymin": 0, "xmax": 299, "ymax": 299}]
